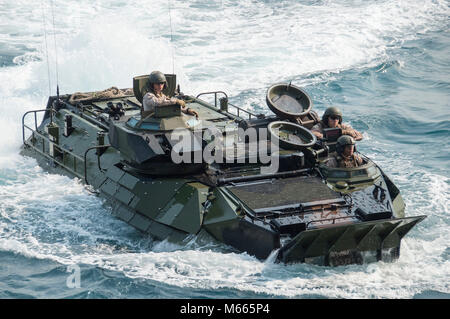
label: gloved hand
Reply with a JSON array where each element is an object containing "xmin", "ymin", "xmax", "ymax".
[
  {"xmin": 188, "ymin": 108, "xmax": 199, "ymax": 119},
  {"xmin": 176, "ymin": 99, "xmax": 186, "ymax": 108},
  {"xmin": 312, "ymin": 132, "xmax": 323, "ymax": 140},
  {"xmin": 342, "ymin": 129, "xmax": 355, "ymax": 138}
]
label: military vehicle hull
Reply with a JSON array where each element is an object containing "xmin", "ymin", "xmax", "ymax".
[{"xmin": 20, "ymin": 80, "xmax": 425, "ymax": 266}]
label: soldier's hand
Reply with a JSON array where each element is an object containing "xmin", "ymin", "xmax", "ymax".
[
  {"xmin": 189, "ymin": 108, "xmax": 199, "ymax": 118},
  {"xmin": 176, "ymin": 99, "xmax": 186, "ymax": 108},
  {"xmin": 342, "ymin": 129, "xmax": 354, "ymax": 137},
  {"xmin": 312, "ymin": 131, "xmax": 323, "ymax": 140}
]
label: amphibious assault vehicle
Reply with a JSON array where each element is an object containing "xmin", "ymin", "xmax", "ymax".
[{"xmin": 20, "ymin": 74, "xmax": 425, "ymax": 266}]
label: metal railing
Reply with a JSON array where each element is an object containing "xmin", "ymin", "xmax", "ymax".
[
  {"xmin": 22, "ymin": 124, "xmax": 85, "ymax": 179},
  {"xmin": 22, "ymin": 109, "xmax": 48, "ymax": 143},
  {"xmin": 196, "ymin": 91, "xmax": 257, "ymax": 120},
  {"xmin": 22, "ymin": 109, "xmax": 108, "ymax": 184}
]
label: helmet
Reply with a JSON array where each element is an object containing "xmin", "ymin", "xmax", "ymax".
[
  {"xmin": 322, "ymin": 107, "xmax": 342, "ymax": 125},
  {"xmin": 148, "ymin": 71, "xmax": 168, "ymax": 89},
  {"xmin": 336, "ymin": 135, "xmax": 355, "ymax": 154}
]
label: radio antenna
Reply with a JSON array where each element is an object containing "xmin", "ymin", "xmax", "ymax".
[
  {"xmin": 40, "ymin": 0, "xmax": 52, "ymax": 96},
  {"xmin": 50, "ymin": 0, "xmax": 60, "ymax": 100},
  {"xmin": 168, "ymin": 0, "xmax": 175, "ymax": 74}
]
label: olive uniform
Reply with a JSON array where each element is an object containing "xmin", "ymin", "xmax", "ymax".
[
  {"xmin": 327, "ymin": 135, "xmax": 363, "ymax": 168},
  {"xmin": 327, "ymin": 153, "xmax": 363, "ymax": 168},
  {"xmin": 311, "ymin": 106, "xmax": 362, "ymax": 140},
  {"xmin": 311, "ymin": 121, "xmax": 362, "ymax": 140}
]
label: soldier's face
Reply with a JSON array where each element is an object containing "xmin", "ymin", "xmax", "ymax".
[
  {"xmin": 343, "ymin": 145, "xmax": 354, "ymax": 157},
  {"xmin": 328, "ymin": 116, "xmax": 339, "ymax": 128},
  {"xmin": 153, "ymin": 83, "xmax": 165, "ymax": 94}
]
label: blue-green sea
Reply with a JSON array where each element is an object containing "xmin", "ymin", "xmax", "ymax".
[{"xmin": 0, "ymin": 0, "xmax": 448, "ymax": 299}]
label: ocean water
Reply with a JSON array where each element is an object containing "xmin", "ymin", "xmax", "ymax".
[{"xmin": 0, "ymin": 0, "xmax": 449, "ymax": 299}]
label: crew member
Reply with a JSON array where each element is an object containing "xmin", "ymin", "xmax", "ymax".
[
  {"xmin": 311, "ymin": 106, "xmax": 362, "ymax": 141},
  {"xmin": 142, "ymin": 71, "xmax": 198, "ymax": 118},
  {"xmin": 327, "ymin": 135, "xmax": 364, "ymax": 168}
]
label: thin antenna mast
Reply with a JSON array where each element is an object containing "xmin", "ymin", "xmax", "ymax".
[
  {"xmin": 50, "ymin": 0, "xmax": 60, "ymax": 99},
  {"xmin": 168, "ymin": 0, "xmax": 175, "ymax": 74},
  {"xmin": 40, "ymin": 0, "xmax": 52, "ymax": 96}
]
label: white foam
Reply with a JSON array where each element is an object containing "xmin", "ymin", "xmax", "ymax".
[
  {"xmin": 0, "ymin": 0, "xmax": 449, "ymax": 298},
  {"xmin": 2, "ymin": 0, "xmax": 448, "ymax": 97}
]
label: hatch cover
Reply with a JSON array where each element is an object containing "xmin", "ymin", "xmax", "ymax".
[{"xmin": 227, "ymin": 176, "xmax": 340, "ymax": 210}]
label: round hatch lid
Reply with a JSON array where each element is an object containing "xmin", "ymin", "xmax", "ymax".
[
  {"xmin": 266, "ymin": 83, "xmax": 312, "ymax": 120},
  {"xmin": 268, "ymin": 121, "xmax": 317, "ymax": 150}
]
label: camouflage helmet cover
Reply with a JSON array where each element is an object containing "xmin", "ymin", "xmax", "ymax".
[
  {"xmin": 148, "ymin": 71, "xmax": 168, "ymax": 89},
  {"xmin": 322, "ymin": 106, "xmax": 343, "ymax": 125},
  {"xmin": 336, "ymin": 135, "xmax": 355, "ymax": 154}
]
